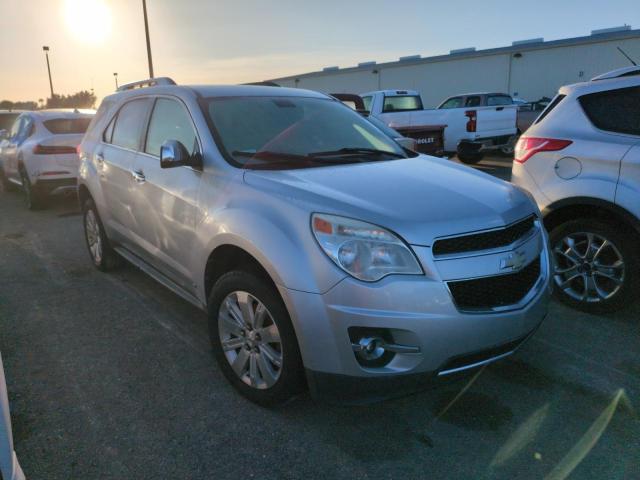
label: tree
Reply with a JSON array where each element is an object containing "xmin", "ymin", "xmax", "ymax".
[
  {"xmin": 0, "ymin": 99, "xmax": 38, "ymax": 110},
  {"xmin": 45, "ymin": 90, "xmax": 96, "ymax": 109}
]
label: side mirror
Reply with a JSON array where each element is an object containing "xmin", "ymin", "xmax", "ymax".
[{"xmin": 160, "ymin": 140, "xmax": 202, "ymax": 169}]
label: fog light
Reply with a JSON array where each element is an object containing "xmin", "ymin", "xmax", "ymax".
[
  {"xmin": 357, "ymin": 337, "xmax": 386, "ymax": 361},
  {"xmin": 349, "ymin": 327, "xmax": 421, "ymax": 369}
]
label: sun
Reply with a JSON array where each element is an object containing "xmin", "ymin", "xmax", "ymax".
[{"xmin": 63, "ymin": 0, "xmax": 112, "ymax": 45}]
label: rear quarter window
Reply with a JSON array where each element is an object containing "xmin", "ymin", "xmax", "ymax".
[
  {"xmin": 534, "ymin": 94, "xmax": 566, "ymax": 125},
  {"xmin": 362, "ymin": 96, "xmax": 372, "ymax": 112},
  {"xmin": 43, "ymin": 118, "xmax": 92, "ymax": 134},
  {"xmin": 579, "ymin": 86, "xmax": 640, "ymax": 136},
  {"xmin": 85, "ymin": 100, "xmax": 114, "ymax": 139}
]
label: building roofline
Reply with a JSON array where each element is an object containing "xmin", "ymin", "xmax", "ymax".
[{"xmin": 268, "ymin": 28, "xmax": 640, "ymax": 83}]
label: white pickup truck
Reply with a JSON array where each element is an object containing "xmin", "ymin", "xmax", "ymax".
[{"xmin": 361, "ymin": 90, "xmax": 518, "ymax": 163}]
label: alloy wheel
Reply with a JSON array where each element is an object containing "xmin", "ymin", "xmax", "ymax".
[
  {"xmin": 21, "ymin": 172, "xmax": 32, "ymax": 208},
  {"xmin": 553, "ymin": 232, "xmax": 625, "ymax": 303},
  {"xmin": 85, "ymin": 209, "xmax": 103, "ymax": 265},
  {"xmin": 218, "ymin": 291, "xmax": 283, "ymax": 389}
]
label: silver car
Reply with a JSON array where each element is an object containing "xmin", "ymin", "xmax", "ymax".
[{"xmin": 78, "ymin": 78, "xmax": 550, "ymax": 405}]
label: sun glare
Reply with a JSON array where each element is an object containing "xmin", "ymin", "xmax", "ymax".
[{"xmin": 63, "ymin": 0, "xmax": 112, "ymax": 45}]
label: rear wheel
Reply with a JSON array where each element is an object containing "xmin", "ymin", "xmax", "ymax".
[
  {"xmin": 208, "ymin": 270, "xmax": 305, "ymax": 406},
  {"xmin": 500, "ymin": 133, "xmax": 520, "ymax": 156},
  {"xmin": 457, "ymin": 152, "xmax": 483, "ymax": 164},
  {"xmin": 20, "ymin": 168, "xmax": 43, "ymax": 210},
  {"xmin": 83, "ymin": 198, "xmax": 121, "ymax": 271},
  {"xmin": 0, "ymin": 168, "xmax": 14, "ymax": 192},
  {"xmin": 549, "ymin": 218, "xmax": 638, "ymax": 313}
]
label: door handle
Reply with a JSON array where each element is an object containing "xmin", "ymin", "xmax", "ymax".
[
  {"xmin": 132, "ymin": 169, "xmax": 146, "ymax": 184},
  {"xmin": 95, "ymin": 153, "xmax": 104, "ymax": 166}
]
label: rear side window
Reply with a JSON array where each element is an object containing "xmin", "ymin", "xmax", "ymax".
[
  {"xmin": 534, "ymin": 94, "xmax": 566, "ymax": 125},
  {"xmin": 439, "ymin": 97, "xmax": 463, "ymax": 109},
  {"xmin": 145, "ymin": 98, "xmax": 199, "ymax": 157},
  {"xmin": 487, "ymin": 95, "xmax": 512, "ymax": 106},
  {"xmin": 579, "ymin": 86, "xmax": 640, "ymax": 136},
  {"xmin": 110, "ymin": 98, "xmax": 150, "ymax": 150},
  {"xmin": 43, "ymin": 118, "xmax": 92, "ymax": 134},
  {"xmin": 382, "ymin": 95, "xmax": 423, "ymax": 112},
  {"xmin": 464, "ymin": 96, "xmax": 481, "ymax": 107}
]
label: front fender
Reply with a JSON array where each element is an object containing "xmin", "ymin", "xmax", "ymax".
[{"xmin": 194, "ymin": 206, "xmax": 346, "ymax": 302}]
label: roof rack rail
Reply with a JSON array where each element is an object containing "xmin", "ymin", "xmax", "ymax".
[{"xmin": 116, "ymin": 77, "xmax": 176, "ymax": 92}]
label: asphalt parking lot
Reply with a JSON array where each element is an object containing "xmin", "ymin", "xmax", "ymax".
[{"xmin": 1, "ymin": 156, "xmax": 639, "ymax": 479}]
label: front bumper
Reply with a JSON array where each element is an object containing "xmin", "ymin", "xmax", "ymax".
[
  {"xmin": 279, "ymin": 230, "xmax": 551, "ymax": 403},
  {"xmin": 306, "ymin": 325, "xmax": 541, "ymax": 404}
]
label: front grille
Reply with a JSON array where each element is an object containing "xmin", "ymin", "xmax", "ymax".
[
  {"xmin": 433, "ymin": 215, "xmax": 536, "ymax": 256},
  {"xmin": 448, "ymin": 257, "xmax": 541, "ymax": 311}
]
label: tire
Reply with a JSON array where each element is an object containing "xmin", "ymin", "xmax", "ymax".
[
  {"xmin": 20, "ymin": 168, "xmax": 43, "ymax": 210},
  {"xmin": 549, "ymin": 218, "xmax": 638, "ymax": 313},
  {"xmin": 499, "ymin": 133, "xmax": 520, "ymax": 156},
  {"xmin": 208, "ymin": 270, "xmax": 305, "ymax": 406},
  {"xmin": 457, "ymin": 152, "xmax": 484, "ymax": 164},
  {"xmin": 82, "ymin": 198, "xmax": 121, "ymax": 271}
]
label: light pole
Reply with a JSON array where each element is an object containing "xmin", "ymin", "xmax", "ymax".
[
  {"xmin": 142, "ymin": 0, "xmax": 154, "ymax": 78},
  {"xmin": 113, "ymin": 72, "xmax": 119, "ymax": 89},
  {"xmin": 42, "ymin": 46, "xmax": 54, "ymax": 98}
]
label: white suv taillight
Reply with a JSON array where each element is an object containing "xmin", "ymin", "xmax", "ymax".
[{"xmin": 514, "ymin": 137, "xmax": 572, "ymax": 163}]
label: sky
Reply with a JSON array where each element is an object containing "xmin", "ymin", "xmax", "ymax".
[{"xmin": 1, "ymin": 0, "xmax": 639, "ymax": 104}]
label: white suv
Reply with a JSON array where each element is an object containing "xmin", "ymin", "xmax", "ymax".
[
  {"xmin": 1, "ymin": 109, "xmax": 94, "ymax": 209},
  {"xmin": 512, "ymin": 67, "xmax": 640, "ymax": 313}
]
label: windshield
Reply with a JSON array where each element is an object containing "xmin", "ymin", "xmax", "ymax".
[
  {"xmin": 367, "ymin": 115, "xmax": 402, "ymax": 138},
  {"xmin": 204, "ymin": 96, "xmax": 407, "ymax": 170}
]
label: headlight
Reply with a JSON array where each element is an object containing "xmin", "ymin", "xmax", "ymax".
[{"xmin": 311, "ymin": 213, "xmax": 423, "ymax": 282}]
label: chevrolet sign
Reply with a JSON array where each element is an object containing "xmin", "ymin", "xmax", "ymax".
[{"xmin": 500, "ymin": 250, "xmax": 527, "ymax": 271}]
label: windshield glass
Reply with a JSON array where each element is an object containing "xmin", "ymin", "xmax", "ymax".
[
  {"xmin": 204, "ymin": 96, "xmax": 407, "ymax": 169},
  {"xmin": 367, "ymin": 115, "xmax": 401, "ymax": 138}
]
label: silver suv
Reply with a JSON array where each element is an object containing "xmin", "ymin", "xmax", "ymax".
[
  {"xmin": 513, "ymin": 67, "xmax": 640, "ymax": 313},
  {"xmin": 79, "ymin": 78, "xmax": 550, "ymax": 405}
]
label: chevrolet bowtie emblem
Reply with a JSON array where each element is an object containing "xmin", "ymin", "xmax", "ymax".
[{"xmin": 500, "ymin": 250, "xmax": 527, "ymax": 271}]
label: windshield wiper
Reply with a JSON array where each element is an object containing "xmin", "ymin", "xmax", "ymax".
[
  {"xmin": 309, "ymin": 147, "xmax": 406, "ymax": 159},
  {"xmin": 231, "ymin": 150, "xmax": 307, "ymax": 160},
  {"xmin": 231, "ymin": 149, "xmax": 384, "ymax": 165}
]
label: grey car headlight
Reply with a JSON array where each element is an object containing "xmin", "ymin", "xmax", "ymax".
[{"xmin": 311, "ymin": 213, "xmax": 423, "ymax": 282}]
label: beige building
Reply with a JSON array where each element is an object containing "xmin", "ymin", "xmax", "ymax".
[{"xmin": 269, "ymin": 27, "xmax": 640, "ymax": 108}]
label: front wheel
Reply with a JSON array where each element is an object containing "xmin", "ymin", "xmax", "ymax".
[
  {"xmin": 208, "ymin": 271, "xmax": 305, "ymax": 406},
  {"xmin": 549, "ymin": 218, "xmax": 638, "ymax": 313}
]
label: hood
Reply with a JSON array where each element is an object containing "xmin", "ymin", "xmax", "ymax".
[{"xmin": 243, "ymin": 156, "xmax": 536, "ymax": 246}]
